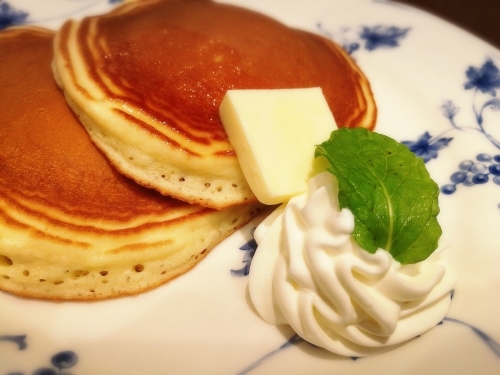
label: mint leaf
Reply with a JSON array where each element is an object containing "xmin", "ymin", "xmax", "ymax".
[{"xmin": 314, "ymin": 128, "xmax": 441, "ymax": 264}]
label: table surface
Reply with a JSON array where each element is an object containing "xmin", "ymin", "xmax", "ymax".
[{"xmin": 395, "ymin": 0, "xmax": 500, "ymax": 49}]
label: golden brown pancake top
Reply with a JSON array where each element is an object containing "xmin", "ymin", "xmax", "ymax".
[
  {"xmin": 0, "ymin": 27, "xmax": 200, "ymax": 226},
  {"xmin": 59, "ymin": 0, "xmax": 375, "ymax": 157}
]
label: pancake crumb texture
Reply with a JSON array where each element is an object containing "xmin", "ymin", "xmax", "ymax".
[
  {"xmin": 0, "ymin": 200, "xmax": 262, "ymax": 301},
  {"xmin": 52, "ymin": 0, "xmax": 377, "ymax": 210},
  {"xmin": 0, "ymin": 27, "xmax": 263, "ymax": 301}
]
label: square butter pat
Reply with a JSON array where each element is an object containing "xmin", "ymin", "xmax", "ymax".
[{"xmin": 219, "ymin": 88, "xmax": 337, "ymax": 205}]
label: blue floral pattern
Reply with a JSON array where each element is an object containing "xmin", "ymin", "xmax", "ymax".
[
  {"xmin": 443, "ymin": 318, "xmax": 500, "ymax": 357},
  {"xmin": 0, "ymin": 1, "xmax": 28, "ymax": 29},
  {"xmin": 403, "ymin": 58, "xmax": 500, "ymax": 164},
  {"xmin": 441, "ymin": 153, "xmax": 500, "ymax": 196},
  {"xmin": 237, "ymin": 334, "xmax": 305, "ymax": 375},
  {"xmin": 0, "ymin": 0, "xmax": 123, "ymax": 30},
  {"xmin": 464, "ymin": 58, "xmax": 500, "ymax": 96},
  {"xmin": 0, "ymin": 335, "xmax": 26, "ymax": 350},
  {"xmin": 28, "ymin": 351, "xmax": 78, "ymax": 375},
  {"xmin": 359, "ymin": 26, "xmax": 410, "ymax": 51},
  {"xmin": 317, "ymin": 24, "xmax": 410, "ymax": 55},
  {"xmin": 1, "ymin": 335, "xmax": 78, "ymax": 375},
  {"xmin": 442, "ymin": 58, "xmax": 500, "ymax": 149},
  {"xmin": 402, "ymin": 132, "xmax": 453, "ymax": 163},
  {"xmin": 236, "ymin": 314, "xmax": 500, "ymax": 374},
  {"xmin": 230, "ymin": 230, "xmax": 257, "ymax": 277}
]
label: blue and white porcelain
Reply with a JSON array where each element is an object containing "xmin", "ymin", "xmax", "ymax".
[{"xmin": 1, "ymin": 0, "xmax": 500, "ymax": 374}]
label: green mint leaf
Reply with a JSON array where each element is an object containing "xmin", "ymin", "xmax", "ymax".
[{"xmin": 314, "ymin": 128, "xmax": 441, "ymax": 264}]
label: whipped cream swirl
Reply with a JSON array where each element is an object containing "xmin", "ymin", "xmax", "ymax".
[{"xmin": 249, "ymin": 172, "xmax": 458, "ymax": 357}]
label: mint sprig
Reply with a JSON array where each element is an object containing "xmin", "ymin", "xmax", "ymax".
[{"xmin": 315, "ymin": 128, "xmax": 441, "ymax": 264}]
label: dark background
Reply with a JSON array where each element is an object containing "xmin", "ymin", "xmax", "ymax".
[{"xmin": 395, "ymin": 0, "xmax": 500, "ymax": 49}]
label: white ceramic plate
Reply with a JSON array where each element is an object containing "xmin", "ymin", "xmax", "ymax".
[{"xmin": 1, "ymin": 0, "xmax": 500, "ymax": 374}]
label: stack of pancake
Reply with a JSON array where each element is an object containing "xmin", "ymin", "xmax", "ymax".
[{"xmin": 0, "ymin": 0, "xmax": 376, "ymax": 300}]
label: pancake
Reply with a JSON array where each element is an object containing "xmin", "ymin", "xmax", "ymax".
[
  {"xmin": 0, "ymin": 27, "xmax": 263, "ymax": 301},
  {"xmin": 52, "ymin": 0, "xmax": 377, "ymax": 210}
]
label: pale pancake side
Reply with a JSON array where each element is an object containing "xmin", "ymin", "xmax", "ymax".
[
  {"xmin": 52, "ymin": 0, "xmax": 377, "ymax": 210},
  {"xmin": 0, "ymin": 27, "xmax": 263, "ymax": 300}
]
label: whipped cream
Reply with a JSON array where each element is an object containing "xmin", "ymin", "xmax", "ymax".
[{"xmin": 248, "ymin": 172, "xmax": 458, "ymax": 357}]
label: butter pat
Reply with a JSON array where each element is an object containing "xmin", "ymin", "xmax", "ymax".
[{"xmin": 219, "ymin": 88, "xmax": 337, "ymax": 205}]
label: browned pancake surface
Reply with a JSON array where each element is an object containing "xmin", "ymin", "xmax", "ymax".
[
  {"xmin": 72, "ymin": 0, "xmax": 375, "ymax": 148},
  {"xmin": 53, "ymin": 0, "xmax": 376, "ymax": 209},
  {"xmin": 0, "ymin": 27, "xmax": 262, "ymax": 300},
  {"xmin": 1, "ymin": 28, "xmax": 185, "ymax": 222}
]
